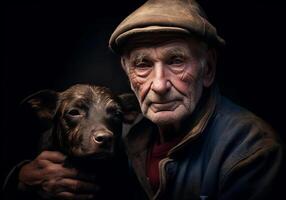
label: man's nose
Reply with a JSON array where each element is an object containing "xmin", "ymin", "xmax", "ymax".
[{"xmin": 151, "ymin": 64, "xmax": 171, "ymax": 95}]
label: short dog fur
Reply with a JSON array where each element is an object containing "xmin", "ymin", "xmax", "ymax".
[{"xmin": 22, "ymin": 84, "xmax": 139, "ymax": 199}]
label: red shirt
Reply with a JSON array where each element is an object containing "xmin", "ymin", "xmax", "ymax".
[{"xmin": 146, "ymin": 137, "xmax": 182, "ymax": 192}]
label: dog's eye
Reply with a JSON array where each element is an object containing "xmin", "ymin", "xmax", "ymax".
[
  {"xmin": 111, "ymin": 110, "xmax": 123, "ymax": 119},
  {"xmin": 65, "ymin": 108, "xmax": 83, "ymax": 126},
  {"xmin": 67, "ymin": 109, "xmax": 81, "ymax": 116},
  {"xmin": 106, "ymin": 106, "xmax": 123, "ymax": 119},
  {"xmin": 114, "ymin": 110, "xmax": 123, "ymax": 119}
]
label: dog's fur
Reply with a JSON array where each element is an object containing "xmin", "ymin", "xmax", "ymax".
[{"xmin": 22, "ymin": 84, "xmax": 139, "ymax": 199}]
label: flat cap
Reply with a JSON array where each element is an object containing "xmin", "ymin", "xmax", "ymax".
[{"xmin": 109, "ymin": 0, "xmax": 225, "ymax": 54}]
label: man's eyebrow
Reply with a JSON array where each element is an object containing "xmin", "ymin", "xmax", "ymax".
[
  {"xmin": 130, "ymin": 51, "xmax": 150, "ymax": 63},
  {"xmin": 164, "ymin": 47, "xmax": 187, "ymax": 58}
]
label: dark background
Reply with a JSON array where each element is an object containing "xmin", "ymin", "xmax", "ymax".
[{"xmin": 2, "ymin": 0, "xmax": 285, "ymax": 186}]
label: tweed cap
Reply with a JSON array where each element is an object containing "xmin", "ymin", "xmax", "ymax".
[{"xmin": 109, "ymin": 0, "xmax": 225, "ymax": 54}]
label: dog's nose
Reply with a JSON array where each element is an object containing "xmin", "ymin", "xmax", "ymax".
[{"xmin": 93, "ymin": 132, "xmax": 113, "ymax": 145}]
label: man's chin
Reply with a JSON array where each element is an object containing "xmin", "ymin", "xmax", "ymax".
[{"xmin": 146, "ymin": 111, "xmax": 182, "ymax": 125}]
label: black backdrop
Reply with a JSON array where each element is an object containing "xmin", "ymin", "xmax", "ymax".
[{"xmin": 2, "ymin": 0, "xmax": 285, "ymax": 186}]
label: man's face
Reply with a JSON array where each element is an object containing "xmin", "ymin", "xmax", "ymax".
[{"xmin": 122, "ymin": 38, "xmax": 214, "ymax": 125}]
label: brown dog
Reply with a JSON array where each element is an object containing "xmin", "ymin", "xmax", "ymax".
[{"xmin": 21, "ymin": 84, "xmax": 139, "ymax": 198}]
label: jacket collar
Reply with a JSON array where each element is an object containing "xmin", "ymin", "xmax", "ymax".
[{"xmin": 168, "ymin": 86, "xmax": 218, "ymax": 156}]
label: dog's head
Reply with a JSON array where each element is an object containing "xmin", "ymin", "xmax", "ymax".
[{"xmin": 22, "ymin": 84, "xmax": 140, "ymax": 159}]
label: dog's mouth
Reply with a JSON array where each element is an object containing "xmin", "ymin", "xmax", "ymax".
[
  {"xmin": 79, "ymin": 151, "xmax": 113, "ymax": 159},
  {"xmin": 68, "ymin": 151, "xmax": 114, "ymax": 162},
  {"xmin": 68, "ymin": 144, "xmax": 115, "ymax": 158}
]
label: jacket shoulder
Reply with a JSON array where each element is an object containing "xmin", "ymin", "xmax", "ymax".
[
  {"xmin": 213, "ymin": 96, "xmax": 278, "ymax": 142},
  {"xmin": 208, "ymin": 96, "xmax": 283, "ymax": 168}
]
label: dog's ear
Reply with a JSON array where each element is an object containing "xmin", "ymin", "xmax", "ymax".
[
  {"xmin": 21, "ymin": 90, "xmax": 59, "ymax": 122},
  {"xmin": 118, "ymin": 93, "xmax": 141, "ymax": 124}
]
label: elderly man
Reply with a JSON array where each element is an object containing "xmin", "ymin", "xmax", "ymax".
[
  {"xmin": 3, "ymin": 0, "xmax": 284, "ymax": 200},
  {"xmin": 108, "ymin": 0, "xmax": 284, "ymax": 199}
]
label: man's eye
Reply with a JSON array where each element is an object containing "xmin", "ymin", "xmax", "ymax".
[
  {"xmin": 134, "ymin": 59, "xmax": 152, "ymax": 69},
  {"xmin": 135, "ymin": 63, "xmax": 150, "ymax": 69},
  {"xmin": 168, "ymin": 57, "xmax": 184, "ymax": 65}
]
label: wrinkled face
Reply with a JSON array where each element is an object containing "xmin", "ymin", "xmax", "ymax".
[
  {"xmin": 55, "ymin": 85, "xmax": 123, "ymax": 157},
  {"xmin": 122, "ymin": 38, "xmax": 214, "ymax": 125}
]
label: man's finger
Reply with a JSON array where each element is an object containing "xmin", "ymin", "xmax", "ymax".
[
  {"xmin": 33, "ymin": 159, "xmax": 78, "ymax": 179},
  {"xmin": 62, "ymin": 178, "xmax": 99, "ymax": 193},
  {"xmin": 38, "ymin": 151, "xmax": 66, "ymax": 163},
  {"xmin": 42, "ymin": 178, "xmax": 98, "ymax": 195}
]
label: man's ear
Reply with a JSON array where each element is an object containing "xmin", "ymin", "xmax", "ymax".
[
  {"xmin": 118, "ymin": 93, "xmax": 141, "ymax": 124},
  {"xmin": 21, "ymin": 90, "xmax": 59, "ymax": 122},
  {"xmin": 120, "ymin": 57, "xmax": 128, "ymax": 73},
  {"xmin": 203, "ymin": 48, "xmax": 217, "ymax": 87}
]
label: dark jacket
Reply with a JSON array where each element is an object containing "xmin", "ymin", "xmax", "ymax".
[{"xmin": 123, "ymin": 88, "xmax": 285, "ymax": 200}]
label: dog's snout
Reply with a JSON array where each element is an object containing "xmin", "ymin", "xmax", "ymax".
[{"xmin": 93, "ymin": 132, "xmax": 113, "ymax": 145}]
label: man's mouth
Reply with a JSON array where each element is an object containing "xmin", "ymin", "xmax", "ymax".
[{"xmin": 150, "ymin": 101, "xmax": 179, "ymax": 112}]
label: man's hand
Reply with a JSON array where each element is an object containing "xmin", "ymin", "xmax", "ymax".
[{"xmin": 18, "ymin": 151, "xmax": 98, "ymax": 199}]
